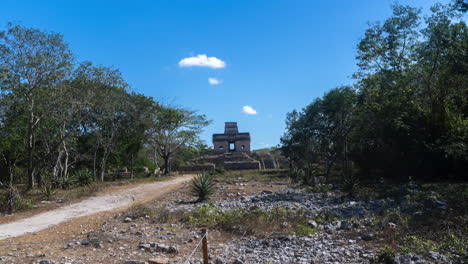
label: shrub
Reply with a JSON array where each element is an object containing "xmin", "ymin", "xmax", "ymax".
[
  {"xmin": 55, "ymin": 175, "xmax": 78, "ymax": 189},
  {"xmin": 306, "ymin": 184, "xmax": 331, "ymax": 193},
  {"xmin": 295, "ymin": 223, "xmax": 318, "ymax": 236},
  {"xmin": 375, "ymin": 246, "xmax": 396, "ymax": 264},
  {"xmin": 190, "ymin": 173, "xmax": 216, "ymax": 202},
  {"xmin": 15, "ymin": 197, "xmax": 34, "ymax": 210},
  {"xmin": 126, "ymin": 203, "xmax": 153, "ymax": 219},
  {"xmin": 1, "ymin": 186, "xmax": 20, "ymax": 213},
  {"xmin": 184, "ymin": 205, "xmax": 316, "ymax": 236},
  {"xmin": 74, "ymin": 169, "xmax": 95, "ymax": 186},
  {"xmin": 288, "ymin": 168, "xmax": 304, "ymax": 183},
  {"xmin": 41, "ymin": 184, "xmax": 57, "ymax": 201},
  {"xmin": 342, "ymin": 173, "xmax": 359, "ymax": 197}
]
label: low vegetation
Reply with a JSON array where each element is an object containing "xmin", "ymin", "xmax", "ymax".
[
  {"xmin": 190, "ymin": 173, "xmax": 216, "ymax": 202},
  {"xmin": 183, "ymin": 204, "xmax": 317, "ymax": 236}
]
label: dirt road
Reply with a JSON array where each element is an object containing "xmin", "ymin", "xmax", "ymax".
[{"xmin": 0, "ymin": 175, "xmax": 192, "ymax": 241}]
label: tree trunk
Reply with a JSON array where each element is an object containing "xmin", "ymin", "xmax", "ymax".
[
  {"xmin": 93, "ymin": 148, "xmax": 98, "ymax": 180},
  {"xmin": 9, "ymin": 162, "xmax": 14, "ymax": 187},
  {"xmin": 63, "ymin": 140, "xmax": 69, "ymax": 181},
  {"xmin": 130, "ymin": 153, "xmax": 134, "ymax": 179},
  {"xmin": 100, "ymin": 149, "xmax": 108, "ymax": 182},
  {"xmin": 163, "ymin": 154, "xmax": 170, "ymax": 175},
  {"xmin": 27, "ymin": 99, "xmax": 35, "ymax": 190},
  {"xmin": 53, "ymin": 150, "xmax": 64, "ymax": 181}
]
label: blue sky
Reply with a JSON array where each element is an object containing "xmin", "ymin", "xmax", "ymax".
[{"xmin": 1, "ymin": 0, "xmax": 449, "ymax": 149}]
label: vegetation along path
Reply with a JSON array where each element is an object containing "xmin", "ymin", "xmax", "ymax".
[{"xmin": 0, "ymin": 175, "xmax": 192, "ymax": 240}]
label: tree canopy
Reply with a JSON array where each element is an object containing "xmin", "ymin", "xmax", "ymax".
[
  {"xmin": 0, "ymin": 23, "xmax": 210, "ymax": 190},
  {"xmin": 281, "ymin": 2, "xmax": 467, "ymax": 183}
]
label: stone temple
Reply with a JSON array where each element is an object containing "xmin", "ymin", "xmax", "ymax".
[
  {"xmin": 179, "ymin": 122, "xmax": 259, "ymax": 171},
  {"xmin": 213, "ymin": 122, "xmax": 251, "ymax": 154},
  {"xmin": 179, "ymin": 122, "xmax": 280, "ymax": 172}
]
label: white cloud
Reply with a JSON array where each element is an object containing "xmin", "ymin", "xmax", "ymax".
[
  {"xmin": 208, "ymin": 77, "xmax": 222, "ymax": 85},
  {"xmin": 242, "ymin": 105, "xmax": 257, "ymax": 115},
  {"xmin": 178, "ymin": 54, "xmax": 226, "ymax": 69}
]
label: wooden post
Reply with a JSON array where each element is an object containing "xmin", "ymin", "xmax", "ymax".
[{"xmin": 201, "ymin": 228, "xmax": 209, "ymax": 264}]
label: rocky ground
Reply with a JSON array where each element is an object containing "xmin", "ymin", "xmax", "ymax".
[{"xmin": 0, "ymin": 172, "xmax": 464, "ymax": 264}]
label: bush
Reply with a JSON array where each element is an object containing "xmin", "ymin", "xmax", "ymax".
[
  {"xmin": 288, "ymin": 168, "xmax": 304, "ymax": 183},
  {"xmin": 41, "ymin": 184, "xmax": 57, "ymax": 201},
  {"xmin": 126, "ymin": 203, "xmax": 153, "ymax": 219},
  {"xmin": 190, "ymin": 173, "xmax": 216, "ymax": 202},
  {"xmin": 1, "ymin": 186, "xmax": 34, "ymax": 213},
  {"xmin": 55, "ymin": 175, "xmax": 78, "ymax": 189},
  {"xmin": 342, "ymin": 173, "xmax": 359, "ymax": 197},
  {"xmin": 1, "ymin": 186, "xmax": 20, "ymax": 213},
  {"xmin": 184, "ymin": 205, "xmax": 316, "ymax": 236},
  {"xmin": 74, "ymin": 169, "xmax": 95, "ymax": 186},
  {"xmin": 375, "ymin": 246, "xmax": 396, "ymax": 264}
]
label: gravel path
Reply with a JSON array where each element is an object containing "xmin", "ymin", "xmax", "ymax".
[{"xmin": 0, "ymin": 175, "xmax": 192, "ymax": 240}]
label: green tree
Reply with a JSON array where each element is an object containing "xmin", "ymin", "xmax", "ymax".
[
  {"xmin": 147, "ymin": 104, "xmax": 210, "ymax": 174},
  {"xmin": 0, "ymin": 23, "xmax": 73, "ymax": 189}
]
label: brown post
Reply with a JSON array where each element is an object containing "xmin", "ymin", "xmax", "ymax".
[{"xmin": 201, "ymin": 228, "xmax": 209, "ymax": 264}]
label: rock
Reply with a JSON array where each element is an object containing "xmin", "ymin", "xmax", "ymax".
[
  {"xmin": 155, "ymin": 244, "xmax": 169, "ymax": 252},
  {"xmin": 435, "ymin": 200, "xmax": 448, "ymax": 209},
  {"xmin": 339, "ymin": 221, "xmax": 350, "ymax": 230},
  {"xmin": 429, "ymin": 251, "xmax": 440, "ymax": 260},
  {"xmin": 232, "ymin": 259, "xmax": 244, "ymax": 264},
  {"xmin": 307, "ymin": 220, "xmax": 318, "ymax": 228},
  {"xmin": 124, "ymin": 261, "xmax": 147, "ymax": 264},
  {"xmin": 214, "ymin": 258, "xmax": 225, "ymax": 264},
  {"xmin": 38, "ymin": 261, "xmax": 54, "ymax": 264},
  {"xmin": 124, "ymin": 217, "xmax": 133, "ymax": 223},
  {"xmin": 148, "ymin": 258, "xmax": 167, "ymax": 264},
  {"xmin": 167, "ymin": 246, "xmax": 178, "ymax": 254},
  {"xmin": 139, "ymin": 243, "xmax": 151, "ymax": 250},
  {"xmin": 361, "ymin": 233, "xmax": 374, "ymax": 241}
]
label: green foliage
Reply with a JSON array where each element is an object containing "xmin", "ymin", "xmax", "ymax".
[
  {"xmin": 315, "ymin": 209, "xmax": 339, "ymax": 223},
  {"xmin": 295, "ymin": 223, "xmax": 318, "ymax": 236},
  {"xmin": 55, "ymin": 175, "xmax": 78, "ymax": 190},
  {"xmin": 147, "ymin": 104, "xmax": 211, "ymax": 175},
  {"xmin": 0, "ymin": 23, "xmax": 208, "ymax": 190},
  {"xmin": 41, "ymin": 184, "xmax": 57, "ymax": 201},
  {"xmin": 375, "ymin": 246, "xmax": 396, "ymax": 264},
  {"xmin": 13, "ymin": 197, "xmax": 34, "ymax": 211},
  {"xmin": 342, "ymin": 173, "xmax": 360, "ymax": 197},
  {"xmin": 0, "ymin": 186, "xmax": 20, "ymax": 213},
  {"xmin": 280, "ymin": 2, "xmax": 467, "ymax": 183},
  {"xmin": 184, "ymin": 204, "xmax": 315, "ymax": 236},
  {"xmin": 306, "ymin": 184, "xmax": 331, "ymax": 194},
  {"xmin": 126, "ymin": 203, "xmax": 153, "ymax": 219},
  {"xmin": 190, "ymin": 173, "xmax": 216, "ymax": 202},
  {"xmin": 74, "ymin": 169, "xmax": 95, "ymax": 186}
]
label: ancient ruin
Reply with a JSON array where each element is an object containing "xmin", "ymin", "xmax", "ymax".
[
  {"xmin": 180, "ymin": 122, "xmax": 260, "ymax": 171},
  {"xmin": 213, "ymin": 122, "xmax": 251, "ymax": 154}
]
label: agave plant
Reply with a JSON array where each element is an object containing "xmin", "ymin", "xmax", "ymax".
[
  {"xmin": 342, "ymin": 173, "xmax": 359, "ymax": 197},
  {"xmin": 190, "ymin": 173, "xmax": 216, "ymax": 202},
  {"xmin": 41, "ymin": 183, "xmax": 57, "ymax": 201},
  {"xmin": 288, "ymin": 167, "xmax": 304, "ymax": 183}
]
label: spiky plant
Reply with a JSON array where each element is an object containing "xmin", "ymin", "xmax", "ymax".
[
  {"xmin": 342, "ymin": 173, "xmax": 359, "ymax": 197},
  {"xmin": 288, "ymin": 167, "xmax": 304, "ymax": 183},
  {"xmin": 190, "ymin": 173, "xmax": 216, "ymax": 202},
  {"xmin": 41, "ymin": 183, "xmax": 57, "ymax": 201},
  {"xmin": 74, "ymin": 169, "xmax": 94, "ymax": 186}
]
